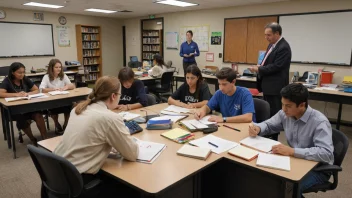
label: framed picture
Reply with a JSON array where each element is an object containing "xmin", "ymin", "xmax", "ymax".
[
  {"xmin": 33, "ymin": 13, "xmax": 44, "ymax": 21},
  {"xmin": 206, "ymin": 53, "xmax": 214, "ymax": 62}
]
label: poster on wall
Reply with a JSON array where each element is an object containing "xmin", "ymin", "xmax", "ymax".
[
  {"xmin": 57, "ymin": 25, "xmax": 70, "ymax": 47},
  {"xmin": 211, "ymin": 32, "xmax": 222, "ymax": 45}
]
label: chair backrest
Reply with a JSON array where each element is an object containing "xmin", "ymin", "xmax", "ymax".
[
  {"xmin": 128, "ymin": 61, "xmax": 141, "ymax": 68},
  {"xmin": 160, "ymin": 71, "xmax": 174, "ymax": 89},
  {"xmin": 253, "ymin": 98, "xmax": 270, "ymax": 123},
  {"xmin": 27, "ymin": 145, "xmax": 83, "ymax": 198},
  {"xmin": 0, "ymin": 66, "xmax": 10, "ymax": 76},
  {"xmin": 165, "ymin": 60, "xmax": 172, "ymax": 68},
  {"xmin": 332, "ymin": 129, "xmax": 349, "ymax": 167},
  {"xmin": 146, "ymin": 94, "xmax": 157, "ymax": 106},
  {"xmin": 76, "ymin": 82, "xmax": 88, "ymax": 88}
]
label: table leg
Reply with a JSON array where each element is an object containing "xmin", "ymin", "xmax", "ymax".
[
  {"xmin": 7, "ymin": 109, "xmax": 16, "ymax": 159},
  {"xmin": 336, "ymin": 103, "xmax": 342, "ymax": 130},
  {"xmin": 1, "ymin": 105, "xmax": 6, "ymax": 141},
  {"xmin": 3, "ymin": 108, "xmax": 11, "ymax": 149}
]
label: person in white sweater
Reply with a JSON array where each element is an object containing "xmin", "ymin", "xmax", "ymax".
[
  {"xmin": 54, "ymin": 76, "xmax": 139, "ymax": 184},
  {"xmin": 40, "ymin": 59, "xmax": 75, "ymax": 134},
  {"xmin": 148, "ymin": 54, "xmax": 172, "ymax": 78}
]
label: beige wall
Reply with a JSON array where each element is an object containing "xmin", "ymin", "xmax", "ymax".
[
  {"xmin": 0, "ymin": 8, "xmax": 124, "ymax": 76},
  {"xmin": 124, "ymin": 0, "xmax": 352, "ymax": 122},
  {"xmin": 143, "ymin": 19, "xmax": 163, "ymax": 30}
]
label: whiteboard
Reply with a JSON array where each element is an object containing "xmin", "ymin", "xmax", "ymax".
[
  {"xmin": 279, "ymin": 12, "xmax": 352, "ymax": 65},
  {"xmin": 180, "ymin": 26, "xmax": 209, "ymax": 51},
  {"xmin": 165, "ymin": 32, "xmax": 178, "ymax": 49},
  {"xmin": 0, "ymin": 22, "xmax": 54, "ymax": 57}
]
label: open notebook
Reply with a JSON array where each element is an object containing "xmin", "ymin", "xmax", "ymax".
[
  {"xmin": 135, "ymin": 138, "xmax": 166, "ymax": 164},
  {"xmin": 256, "ymin": 153, "xmax": 291, "ymax": 171},
  {"xmin": 5, "ymin": 93, "xmax": 48, "ymax": 102},
  {"xmin": 117, "ymin": 112, "xmax": 141, "ymax": 121},
  {"xmin": 240, "ymin": 136, "xmax": 281, "ymax": 153},
  {"xmin": 189, "ymin": 134, "xmax": 238, "ymax": 154},
  {"xmin": 177, "ymin": 144, "xmax": 211, "ymax": 160},
  {"xmin": 48, "ymin": 90, "xmax": 70, "ymax": 95},
  {"xmin": 228, "ymin": 145, "xmax": 259, "ymax": 161}
]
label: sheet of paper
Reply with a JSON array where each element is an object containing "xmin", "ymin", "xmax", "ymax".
[
  {"xmin": 256, "ymin": 153, "xmax": 291, "ymax": 171},
  {"xmin": 134, "ymin": 138, "xmax": 166, "ymax": 163},
  {"xmin": 5, "ymin": 97, "xmax": 27, "ymax": 102},
  {"xmin": 199, "ymin": 116, "xmax": 216, "ymax": 125},
  {"xmin": 117, "ymin": 112, "xmax": 141, "ymax": 121},
  {"xmin": 240, "ymin": 136, "xmax": 281, "ymax": 153},
  {"xmin": 150, "ymin": 115, "xmax": 186, "ymax": 123},
  {"xmin": 160, "ymin": 110, "xmax": 186, "ymax": 116},
  {"xmin": 28, "ymin": 93, "xmax": 47, "ymax": 99},
  {"xmin": 188, "ymin": 119, "xmax": 208, "ymax": 129},
  {"xmin": 48, "ymin": 90, "xmax": 70, "ymax": 95},
  {"xmin": 180, "ymin": 120, "xmax": 196, "ymax": 130},
  {"xmin": 163, "ymin": 105, "xmax": 190, "ymax": 113},
  {"xmin": 189, "ymin": 134, "xmax": 238, "ymax": 154}
]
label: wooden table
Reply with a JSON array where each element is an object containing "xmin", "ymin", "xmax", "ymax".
[
  {"xmin": 173, "ymin": 74, "xmax": 257, "ymax": 90},
  {"xmin": 0, "ymin": 87, "xmax": 92, "ymax": 158},
  {"xmin": 38, "ymin": 103, "xmax": 317, "ymax": 198}
]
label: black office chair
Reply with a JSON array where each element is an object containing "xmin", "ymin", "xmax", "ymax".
[
  {"xmin": 27, "ymin": 145, "xmax": 101, "ymax": 198},
  {"xmin": 146, "ymin": 94, "xmax": 157, "ymax": 106},
  {"xmin": 303, "ymin": 129, "xmax": 349, "ymax": 194},
  {"xmin": 0, "ymin": 66, "xmax": 10, "ymax": 76},
  {"xmin": 128, "ymin": 61, "xmax": 142, "ymax": 68},
  {"xmin": 149, "ymin": 71, "xmax": 174, "ymax": 103},
  {"xmin": 253, "ymin": 98, "xmax": 279, "ymax": 140}
]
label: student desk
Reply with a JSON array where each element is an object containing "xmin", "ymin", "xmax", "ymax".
[
  {"xmin": 0, "ymin": 87, "xmax": 92, "ymax": 158},
  {"xmin": 25, "ymin": 71, "xmax": 78, "ymax": 86},
  {"xmin": 173, "ymin": 74, "xmax": 257, "ymax": 90},
  {"xmin": 38, "ymin": 103, "xmax": 317, "ymax": 198}
]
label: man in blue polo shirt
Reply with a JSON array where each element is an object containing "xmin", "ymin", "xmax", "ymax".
[
  {"xmin": 195, "ymin": 67, "xmax": 256, "ymax": 123},
  {"xmin": 180, "ymin": 30, "xmax": 200, "ymax": 76}
]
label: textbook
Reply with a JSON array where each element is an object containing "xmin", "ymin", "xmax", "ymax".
[
  {"xmin": 177, "ymin": 144, "xmax": 211, "ymax": 160},
  {"xmin": 161, "ymin": 128, "xmax": 195, "ymax": 144},
  {"xmin": 240, "ymin": 136, "xmax": 281, "ymax": 153},
  {"xmin": 134, "ymin": 138, "xmax": 166, "ymax": 164},
  {"xmin": 228, "ymin": 145, "xmax": 259, "ymax": 161},
  {"xmin": 256, "ymin": 153, "xmax": 291, "ymax": 171},
  {"xmin": 5, "ymin": 93, "xmax": 48, "ymax": 102},
  {"xmin": 48, "ymin": 90, "xmax": 70, "ymax": 95}
]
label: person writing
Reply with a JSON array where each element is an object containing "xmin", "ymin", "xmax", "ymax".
[
  {"xmin": 180, "ymin": 30, "xmax": 200, "ymax": 76},
  {"xmin": 168, "ymin": 65, "xmax": 211, "ymax": 108},
  {"xmin": 248, "ymin": 83, "xmax": 333, "ymax": 196},
  {"xmin": 118, "ymin": 67, "xmax": 148, "ymax": 110},
  {"xmin": 54, "ymin": 76, "xmax": 139, "ymax": 186},
  {"xmin": 195, "ymin": 67, "xmax": 255, "ymax": 123},
  {"xmin": 40, "ymin": 59, "xmax": 75, "ymax": 134},
  {"xmin": 0, "ymin": 62, "xmax": 47, "ymax": 145}
]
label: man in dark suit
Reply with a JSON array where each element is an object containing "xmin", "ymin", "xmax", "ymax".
[{"xmin": 249, "ymin": 22, "xmax": 291, "ymax": 140}]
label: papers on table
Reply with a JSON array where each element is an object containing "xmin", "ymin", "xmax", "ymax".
[
  {"xmin": 5, "ymin": 93, "xmax": 48, "ymax": 102},
  {"xmin": 240, "ymin": 136, "xmax": 281, "ymax": 153},
  {"xmin": 48, "ymin": 90, "xmax": 70, "ymax": 95},
  {"xmin": 181, "ymin": 120, "xmax": 208, "ymax": 129},
  {"xmin": 163, "ymin": 105, "xmax": 190, "ymax": 113},
  {"xmin": 117, "ymin": 112, "xmax": 141, "ymax": 121},
  {"xmin": 149, "ymin": 115, "xmax": 187, "ymax": 123},
  {"xmin": 189, "ymin": 134, "xmax": 238, "ymax": 154},
  {"xmin": 198, "ymin": 116, "xmax": 216, "ymax": 125},
  {"xmin": 134, "ymin": 138, "xmax": 166, "ymax": 164},
  {"xmin": 256, "ymin": 153, "xmax": 291, "ymax": 171},
  {"xmin": 160, "ymin": 110, "xmax": 186, "ymax": 116}
]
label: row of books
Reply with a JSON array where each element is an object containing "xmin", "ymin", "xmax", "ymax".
[
  {"xmin": 143, "ymin": 45, "xmax": 160, "ymax": 52},
  {"xmin": 82, "ymin": 41, "xmax": 100, "ymax": 49},
  {"xmin": 143, "ymin": 38, "xmax": 160, "ymax": 44},
  {"xmin": 82, "ymin": 34, "xmax": 98, "ymax": 41},
  {"xmin": 81, "ymin": 27, "xmax": 99, "ymax": 33},
  {"xmin": 84, "ymin": 73, "xmax": 98, "ymax": 81},
  {"xmin": 143, "ymin": 53, "xmax": 158, "ymax": 60},
  {"xmin": 142, "ymin": 31, "xmax": 159, "ymax": 36},
  {"xmin": 83, "ymin": 49, "xmax": 100, "ymax": 57},
  {"xmin": 83, "ymin": 57, "xmax": 99, "ymax": 65}
]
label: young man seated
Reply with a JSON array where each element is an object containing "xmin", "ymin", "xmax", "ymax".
[
  {"xmin": 117, "ymin": 67, "xmax": 148, "ymax": 110},
  {"xmin": 248, "ymin": 83, "xmax": 334, "ymax": 195},
  {"xmin": 195, "ymin": 67, "xmax": 255, "ymax": 123}
]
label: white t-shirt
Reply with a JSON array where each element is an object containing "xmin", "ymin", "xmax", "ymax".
[
  {"xmin": 148, "ymin": 65, "xmax": 174, "ymax": 78},
  {"xmin": 39, "ymin": 74, "xmax": 72, "ymax": 89}
]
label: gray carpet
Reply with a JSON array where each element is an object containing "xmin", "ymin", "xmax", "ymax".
[{"xmin": 0, "ymin": 116, "xmax": 351, "ymax": 198}]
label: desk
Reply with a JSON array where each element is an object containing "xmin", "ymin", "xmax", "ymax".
[
  {"xmin": 39, "ymin": 103, "xmax": 317, "ymax": 198},
  {"xmin": 25, "ymin": 71, "xmax": 78, "ymax": 86},
  {"xmin": 0, "ymin": 87, "xmax": 91, "ymax": 158},
  {"xmin": 173, "ymin": 74, "xmax": 257, "ymax": 90}
]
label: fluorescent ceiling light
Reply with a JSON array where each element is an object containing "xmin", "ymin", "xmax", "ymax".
[
  {"xmin": 23, "ymin": 2, "xmax": 64, "ymax": 9},
  {"xmin": 155, "ymin": 0, "xmax": 198, "ymax": 7},
  {"xmin": 84, "ymin": 8, "xmax": 117, "ymax": 13}
]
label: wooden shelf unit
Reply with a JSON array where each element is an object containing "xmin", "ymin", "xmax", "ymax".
[
  {"xmin": 142, "ymin": 29, "xmax": 163, "ymax": 65},
  {"xmin": 76, "ymin": 25, "xmax": 102, "ymax": 83}
]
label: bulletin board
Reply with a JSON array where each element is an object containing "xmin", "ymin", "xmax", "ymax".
[{"xmin": 180, "ymin": 25, "xmax": 209, "ymax": 52}]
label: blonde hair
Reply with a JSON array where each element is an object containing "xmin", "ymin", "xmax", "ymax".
[{"xmin": 75, "ymin": 76, "xmax": 121, "ymax": 115}]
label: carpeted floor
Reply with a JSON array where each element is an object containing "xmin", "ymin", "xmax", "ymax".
[{"xmin": 0, "ymin": 116, "xmax": 351, "ymax": 198}]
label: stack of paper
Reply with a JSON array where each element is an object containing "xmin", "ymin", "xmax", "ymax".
[
  {"xmin": 5, "ymin": 93, "xmax": 48, "ymax": 102},
  {"xmin": 177, "ymin": 144, "xmax": 211, "ymax": 160},
  {"xmin": 240, "ymin": 136, "xmax": 281, "ymax": 153},
  {"xmin": 189, "ymin": 134, "xmax": 238, "ymax": 154},
  {"xmin": 161, "ymin": 128, "xmax": 195, "ymax": 144},
  {"xmin": 256, "ymin": 153, "xmax": 291, "ymax": 171},
  {"xmin": 48, "ymin": 90, "xmax": 70, "ymax": 95},
  {"xmin": 163, "ymin": 105, "xmax": 190, "ymax": 114},
  {"xmin": 180, "ymin": 117, "xmax": 216, "ymax": 131},
  {"xmin": 134, "ymin": 138, "xmax": 166, "ymax": 164},
  {"xmin": 228, "ymin": 145, "xmax": 259, "ymax": 161},
  {"xmin": 117, "ymin": 112, "xmax": 141, "ymax": 121}
]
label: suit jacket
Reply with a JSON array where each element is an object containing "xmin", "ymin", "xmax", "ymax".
[{"xmin": 257, "ymin": 38, "xmax": 291, "ymax": 95}]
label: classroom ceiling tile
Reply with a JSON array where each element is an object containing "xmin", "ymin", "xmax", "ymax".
[{"xmin": 0, "ymin": 0, "xmax": 288, "ymax": 18}]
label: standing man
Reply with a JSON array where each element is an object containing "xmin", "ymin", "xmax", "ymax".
[
  {"xmin": 180, "ymin": 30, "xmax": 200, "ymax": 76},
  {"xmin": 249, "ymin": 22, "xmax": 291, "ymax": 117}
]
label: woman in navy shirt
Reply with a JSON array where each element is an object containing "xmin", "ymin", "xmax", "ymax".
[{"xmin": 179, "ymin": 30, "xmax": 200, "ymax": 76}]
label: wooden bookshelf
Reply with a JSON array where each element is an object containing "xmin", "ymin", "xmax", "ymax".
[
  {"xmin": 76, "ymin": 25, "xmax": 102, "ymax": 83},
  {"xmin": 142, "ymin": 29, "xmax": 163, "ymax": 64}
]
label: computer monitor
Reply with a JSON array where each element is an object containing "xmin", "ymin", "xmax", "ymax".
[{"xmin": 130, "ymin": 56, "xmax": 138, "ymax": 62}]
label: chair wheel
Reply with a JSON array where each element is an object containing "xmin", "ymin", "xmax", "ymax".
[{"xmin": 18, "ymin": 134, "xmax": 23, "ymax": 143}]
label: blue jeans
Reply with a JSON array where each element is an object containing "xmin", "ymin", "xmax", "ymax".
[{"xmin": 300, "ymin": 170, "xmax": 330, "ymax": 195}]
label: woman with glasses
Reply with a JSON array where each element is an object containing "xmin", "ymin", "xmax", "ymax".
[{"xmin": 168, "ymin": 65, "xmax": 211, "ymax": 109}]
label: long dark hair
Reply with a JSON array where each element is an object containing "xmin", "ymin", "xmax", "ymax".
[
  {"xmin": 186, "ymin": 65, "xmax": 203, "ymax": 89},
  {"xmin": 153, "ymin": 54, "xmax": 165, "ymax": 68},
  {"xmin": 8, "ymin": 62, "xmax": 27, "ymax": 92},
  {"xmin": 47, "ymin": 59, "xmax": 64, "ymax": 81}
]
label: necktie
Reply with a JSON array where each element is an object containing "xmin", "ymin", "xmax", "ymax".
[{"xmin": 260, "ymin": 45, "xmax": 273, "ymax": 66}]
